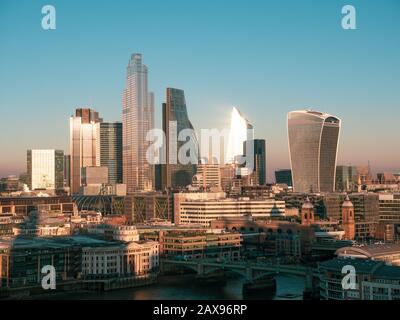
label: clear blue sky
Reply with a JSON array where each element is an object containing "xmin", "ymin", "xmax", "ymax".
[{"xmin": 0, "ymin": 0, "xmax": 399, "ymax": 181}]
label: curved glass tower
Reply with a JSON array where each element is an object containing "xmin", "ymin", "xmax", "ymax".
[
  {"xmin": 287, "ymin": 110, "xmax": 341, "ymax": 193},
  {"xmin": 161, "ymin": 88, "xmax": 198, "ymax": 189}
]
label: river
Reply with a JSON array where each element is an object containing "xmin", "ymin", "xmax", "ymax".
[{"xmin": 48, "ymin": 274, "xmax": 305, "ymax": 300}]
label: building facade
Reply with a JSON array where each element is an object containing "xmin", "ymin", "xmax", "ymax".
[
  {"xmin": 160, "ymin": 88, "xmax": 198, "ymax": 190},
  {"xmin": 244, "ymin": 139, "xmax": 266, "ymax": 186},
  {"xmin": 287, "ymin": 110, "xmax": 341, "ymax": 193},
  {"xmin": 174, "ymin": 192, "xmax": 286, "ymax": 227},
  {"xmin": 122, "ymin": 53, "xmax": 154, "ymax": 193},
  {"xmin": 275, "ymin": 169, "xmax": 293, "ymax": 186},
  {"xmin": 98, "ymin": 122, "xmax": 123, "ymax": 184},
  {"xmin": 69, "ymin": 108, "xmax": 102, "ymax": 194},
  {"xmin": 27, "ymin": 149, "xmax": 64, "ymax": 190}
]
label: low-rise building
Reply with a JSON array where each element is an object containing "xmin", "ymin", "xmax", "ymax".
[
  {"xmin": 335, "ymin": 243, "xmax": 400, "ymax": 266},
  {"xmin": 81, "ymin": 240, "xmax": 159, "ymax": 278},
  {"xmin": 318, "ymin": 257, "xmax": 400, "ymax": 300},
  {"xmin": 174, "ymin": 192, "xmax": 285, "ymax": 226},
  {"xmin": 143, "ymin": 229, "xmax": 241, "ymax": 261}
]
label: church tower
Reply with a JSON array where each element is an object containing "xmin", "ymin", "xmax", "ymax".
[
  {"xmin": 342, "ymin": 195, "xmax": 355, "ymax": 240},
  {"xmin": 301, "ymin": 197, "xmax": 315, "ymax": 226}
]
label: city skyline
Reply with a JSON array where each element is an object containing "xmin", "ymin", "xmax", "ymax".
[{"xmin": 1, "ymin": 0, "xmax": 400, "ymax": 180}]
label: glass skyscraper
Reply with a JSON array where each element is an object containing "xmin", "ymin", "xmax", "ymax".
[
  {"xmin": 160, "ymin": 88, "xmax": 198, "ymax": 189},
  {"xmin": 122, "ymin": 53, "xmax": 154, "ymax": 193},
  {"xmin": 226, "ymin": 107, "xmax": 254, "ymax": 164},
  {"xmin": 27, "ymin": 149, "xmax": 64, "ymax": 190},
  {"xmin": 287, "ymin": 110, "xmax": 341, "ymax": 193},
  {"xmin": 69, "ymin": 108, "xmax": 102, "ymax": 194},
  {"xmin": 244, "ymin": 139, "xmax": 266, "ymax": 186},
  {"xmin": 99, "ymin": 122, "xmax": 122, "ymax": 184}
]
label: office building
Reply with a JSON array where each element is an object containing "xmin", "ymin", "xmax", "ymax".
[
  {"xmin": 174, "ymin": 192, "xmax": 285, "ymax": 227},
  {"xmin": 161, "ymin": 88, "xmax": 197, "ymax": 189},
  {"xmin": 0, "ymin": 195, "xmax": 76, "ymax": 215},
  {"xmin": 27, "ymin": 149, "xmax": 64, "ymax": 190},
  {"xmin": 98, "ymin": 122, "xmax": 123, "ymax": 184},
  {"xmin": 144, "ymin": 229, "xmax": 241, "ymax": 261},
  {"xmin": 318, "ymin": 258, "xmax": 400, "ymax": 300},
  {"xmin": 64, "ymin": 155, "xmax": 71, "ymax": 188},
  {"xmin": 243, "ymin": 139, "xmax": 266, "ymax": 185},
  {"xmin": 336, "ymin": 165, "xmax": 358, "ymax": 192},
  {"xmin": 226, "ymin": 107, "xmax": 254, "ymax": 163},
  {"xmin": 275, "ymin": 169, "xmax": 293, "ymax": 186},
  {"xmin": 122, "ymin": 53, "xmax": 154, "ymax": 193},
  {"xmin": 287, "ymin": 110, "xmax": 341, "ymax": 193},
  {"xmin": 69, "ymin": 108, "xmax": 102, "ymax": 194},
  {"xmin": 192, "ymin": 164, "xmax": 221, "ymax": 191}
]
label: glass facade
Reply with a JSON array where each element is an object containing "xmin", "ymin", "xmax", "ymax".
[
  {"xmin": 27, "ymin": 149, "xmax": 64, "ymax": 190},
  {"xmin": 244, "ymin": 139, "xmax": 266, "ymax": 185},
  {"xmin": 161, "ymin": 88, "xmax": 198, "ymax": 189},
  {"xmin": 69, "ymin": 108, "xmax": 102, "ymax": 194},
  {"xmin": 287, "ymin": 110, "xmax": 341, "ymax": 193},
  {"xmin": 275, "ymin": 169, "xmax": 293, "ymax": 186},
  {"xmin": 122, "ymin": 53, "xmax": 154, "ymax": 192},
  {"xmin": 99, "ymin": 122, "xmax": 122, "ymax": 184}
]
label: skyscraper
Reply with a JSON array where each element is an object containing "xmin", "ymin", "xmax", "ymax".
[
  {"xmin": 275, "ymin": 169, "xmax": 293, "ymax": 186},
  {"xmin": 98, "ymin": 122, "xmax": 122, "ymax": 184},
  {"xmin": 243, "ymin": 139, "xmax": 266, "ymax": 186},
  {"xmin": 287, "ymin": 110, "xmax": 341, "ymax": 193},
  {"xmin": 64, "ymin": 154, "xmax": 70, "ymax": 187},
  {"xmin": 27, "ymin": 149, "xmax": 64, "ymax": 190},
  {"xmin": 161, "ymin": 88, "xmax": 198, "ymax": 189},
  {"xmin": 69, "ymin": 108, "xmax": 102, "ymax": 194},
  {"xmin": 226, "ymin": 107, "xmax": 254, "ymax": 163},
  {"xmin": 122, "ymin": 53, "xmax": 154, "ymax": 193},
  {"xmin": 336, "ymin": 165, "xmax": 358, "ymax": 192}
]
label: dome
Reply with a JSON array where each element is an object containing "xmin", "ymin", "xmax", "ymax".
[
  {"xmin": 342, "ymin": 195, "xmax": 354, "ymax": 208},
  {"xmin": 302, "ymin": 197, "xmax": 314, "ymax": 209}
]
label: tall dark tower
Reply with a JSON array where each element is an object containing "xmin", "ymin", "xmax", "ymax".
[
  {"xmin": 161, "ymin": 88, "xmax": 198, "ymax": 189},
  {"xmin": 244, "ymin": 139, "xmax": 266, "ymax": 185}
]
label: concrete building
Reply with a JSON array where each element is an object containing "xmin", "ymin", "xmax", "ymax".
[
  {"xmin": 192, "ymin": 164, "xmax": 222, "ymax": 191},
  {"xmin": 174, "ymin": 192, "xmax": 285, "ymax": 226},
  {"xmin": 335, "ymin": 244, "xmax": 400, "ymax": 266},
  {"xmin": 287, "ymin": 110, "xmax": 341, "ymax": 193},
  {"xmin": 318, "ymin": 258, "xmax": 400, "ymax": 300},
  {"xmin": 27, "ymin": 149, "xmax": 64, "ymax": 190},
  {"xmin": 0, "ymin": 195, "xmax": 76, "ymax": 216},
  {"xmin": 82, "ymin": 241, "xmax": 159, "ymax": 278},
  {"xmin": 143, "ymin": 229, "xmax": 241, "ymax": 261}
]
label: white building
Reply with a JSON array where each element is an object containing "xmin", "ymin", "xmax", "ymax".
[
  {"xmin": 87, "ymin": 224, "xmax": 140, "ymax": 242},
  {"xmin": 174, "ymin": 192, "xmax": 285, "ymax": 227},
  {"xmin": 27, "ymin": 149, "xmax": 64, "ymax": 190},
  {"xmin": 82, "ymin": 241, "xmax": 159, "ymax": 277}
]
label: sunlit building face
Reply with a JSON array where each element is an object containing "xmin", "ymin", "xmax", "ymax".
[
  {"xmin": 27, "ymin": 149, "xmax": 64, "ymax": 190},
  {"xmin": 226, "ymin": 107, "xmax": 253, "ymax": 164},
  {"xmin": 287, "ymin": 110, "xmax": 341, "ymax": 193}
]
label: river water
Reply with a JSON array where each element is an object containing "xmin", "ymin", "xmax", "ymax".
[{"xmin": 50, "ymin": 274, "xmax": 305, "ymax": 300}]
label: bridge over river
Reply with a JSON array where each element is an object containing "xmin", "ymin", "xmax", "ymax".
[{"xmin": 161, "ymin": 259, "xmax": 311, "ymax": 282}]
